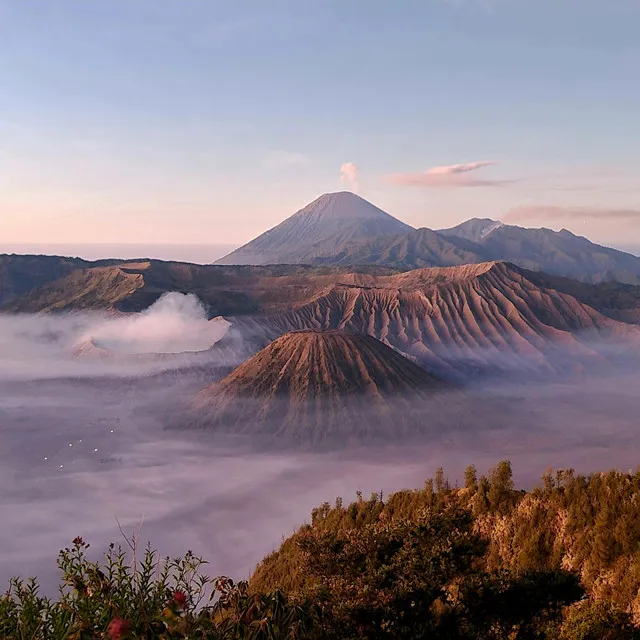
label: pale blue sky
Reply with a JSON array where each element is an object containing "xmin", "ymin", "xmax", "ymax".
[{"xmin": 1, "ymin": 0, "xmax": 639, "ymax": 253}]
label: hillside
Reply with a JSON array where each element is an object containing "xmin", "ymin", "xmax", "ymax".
[
  {"xmin": 247, "ymin": 461, "xmax": 640, "ymax": 637},
  {"xmin": 214, "ymin": 192, "xmax": 414, "ymax": 265},
  {"xmin": 519, "ymin": 268, "xmax": 640, "ymax": 325},
  {"xmin": 311, "ymin": 227, "xmax": 483, "ymax": 269},
  {"xmin": 5, "ymin": 461, "xmax": 640, "ymax": 638},
  {"xmin": 4, "ymin": 265, "xmax": 146, "ymax": 313},
  {"xmin": 190, "ymin": 330, "xmax": 458, "ymax": 445}
]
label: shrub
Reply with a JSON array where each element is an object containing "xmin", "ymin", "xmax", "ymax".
[{"xmin": 0, "ymin": 536, "xmax": 312, "ymax": 639}]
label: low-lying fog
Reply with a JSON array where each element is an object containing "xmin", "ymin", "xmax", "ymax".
[{"xmin": 2, "ymin": 293, "xmax": 640, "ymax": 593}]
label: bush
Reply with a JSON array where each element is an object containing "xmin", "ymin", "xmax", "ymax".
[{"xmin": 0, "ymin": 537, "xmax": 312, "ymax": 639}]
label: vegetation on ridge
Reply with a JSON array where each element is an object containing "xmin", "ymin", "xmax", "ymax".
[{"xmin": 4, "ymin": 460, "xmax": 640, "ymax": 638}]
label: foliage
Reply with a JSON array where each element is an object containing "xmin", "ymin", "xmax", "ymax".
[
  {"xmin": 296, "ymin": 507, "xmax": 581, "ymax": 639},
  {"xmin": 252, "ymin": 460, "xmax": 640, "ymax": 636},
  {"xmin": 5, "ymin": 459, "xmax": 640, "ymax": 638},
  {"xmin": 557, "ymin": 600, "xmax": 639, "ymax": 640},
  {"xmin": 0, "ymin": 537, "xmax": 312, "ymax": 640}
]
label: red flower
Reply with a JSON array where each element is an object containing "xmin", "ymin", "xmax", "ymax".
[
  {"xmin": 72, "ymin": 536, "xmax": 84, "ymax": 546},
  {"xmin": 173, "ymin": 590, "xmax": 187, "ymax": 608},
  {"xmin": 107, "ymin": 618, "xmax": 131, "ymax": 640}
]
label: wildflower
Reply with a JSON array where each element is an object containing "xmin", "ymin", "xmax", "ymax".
[
  {"xmin": 72, "ymin": 536, "xmax": 84, "ymax": 546},
  {"xmin": 173, "ymin": 590, "xmax": 187, "ymax": 608},
  {"xmin": 107, "ymin": 618, "xmax": 131, "ymax": 640}
]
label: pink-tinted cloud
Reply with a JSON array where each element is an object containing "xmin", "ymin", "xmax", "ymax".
[
  {"xmin": 385, "ymin": 161, "xmax": 514, "ymax": 188},
  {"xmin": 425, "ymin": 161, "xmax": 496, "ymax": 175},
  {"xmin": 504, "ymin": 205, "xmax": 640, "ymax": 223}
]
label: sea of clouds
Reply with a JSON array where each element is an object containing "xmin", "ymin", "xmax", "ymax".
[{"xmin": 2, "ymin": 296, "xmax": 640, "ymax": 593}]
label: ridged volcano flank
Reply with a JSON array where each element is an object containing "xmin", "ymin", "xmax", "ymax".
[
  {"xmin": 214, "ymin": 330, "xmax": 446, "ymax": 398},
  {"xmin": 191, "ymin": 331, "xmax": 458, "ymax": 446}
]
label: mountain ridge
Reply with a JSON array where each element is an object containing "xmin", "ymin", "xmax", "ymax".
[{"xmin": 309, "ymin": 218, "xmax": 640, "ymax": 284}]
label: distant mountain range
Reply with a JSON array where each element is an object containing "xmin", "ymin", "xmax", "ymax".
[{"xmin": 215, "ymin": 192, "xmax": 640, "ymax": 284}]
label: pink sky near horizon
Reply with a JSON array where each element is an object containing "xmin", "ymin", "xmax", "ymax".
[
  {"xmin": 3, "ymin": 160, "xmax": 640, "ymax": 250},
  {"xmin": 2, "ymin": 2, "xmax": 640, "ymax": 252}
]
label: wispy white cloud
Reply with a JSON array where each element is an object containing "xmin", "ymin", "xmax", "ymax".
[
  {"xmin": 424, "ymin": 161, "xmax": 496, "ymax": 176},
  {"xmin": 385, "ymin": 161, "xmax": 514, "ymax": 188},
  {"xmin": 504, "ymin": 205, "xmax": 640, "ymax": 223},
  {"xmin": 340, "ymin": 162, "xmax": 359, "ymax": 192}
]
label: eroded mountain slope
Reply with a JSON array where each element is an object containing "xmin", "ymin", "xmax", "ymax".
[{"xmin": 220, "ymin": 262, "xmax": 640, "ymax": 379}]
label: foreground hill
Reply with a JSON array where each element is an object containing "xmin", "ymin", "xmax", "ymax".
[
  {"xmin": 248, "ymin": 461, "xmax": 640, "ymax": 637},
  {"xmin": 190, "ymin": 330, "xmax": 458, "ymax": 445},
  {"xmin": 5, "ymin": 461, "xmax": 640, "ymax": 639},
  {"xmin": 214, "ymin": 191, "xmax": 414, "ymax": 265}
]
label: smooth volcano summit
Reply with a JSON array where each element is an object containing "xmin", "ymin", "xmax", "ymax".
[
  {"xmin": 215, "ymin": 192, "xmax": 413, "ymax": 266},
  {"xmin": 191, "ymin": 330, "xmax": 459, "ymax": 446}
]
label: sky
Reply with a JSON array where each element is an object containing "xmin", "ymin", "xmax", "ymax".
[{"xmin": 1, "ymin": 0, "xmax": 640, "ymax": 257}]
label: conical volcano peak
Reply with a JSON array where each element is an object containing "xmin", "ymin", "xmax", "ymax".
[
  {"xmin": 293, "ymin": 191, "xmax": 399, "ymax": 223},
  {"xmin": 215, "ymin": 193, "xmax": 413, "ymax": 265},
  {"xmin": 189, "ymin": 330, "xmax": 460, "ymax": 447},
  {"xmin": 216, "ymin": 329, "xmax": 447, "ymax": 398}
]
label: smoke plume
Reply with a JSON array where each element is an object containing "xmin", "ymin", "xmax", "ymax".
[{"xmin": 340, "ymin": 162, "xmax": 360, "ymax": 193}]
